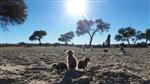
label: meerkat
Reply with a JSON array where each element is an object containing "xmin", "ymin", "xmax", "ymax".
[
  {"xmin": 66, "ymin": 50, "xmax": 78, "ymax": 70},
  {"xmin": 78, "ymin": 57, "xmax": 90, "ymax": 71},
  {"xmin": 51, "ymin": 62, "xmax": 68, "ymax": 74},
  {"xmin": 120, "ymin": 45, "xmax": 127, "ymax": 55}
]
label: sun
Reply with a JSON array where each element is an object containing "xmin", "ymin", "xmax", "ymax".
[{"xmin": 66, "ymin": 0, "xmax": 87, "ymax": 16}]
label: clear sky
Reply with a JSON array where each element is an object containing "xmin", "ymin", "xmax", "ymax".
[{"xmin": 0, "ymin": 0, "xmax": 150, "ymax": 44}]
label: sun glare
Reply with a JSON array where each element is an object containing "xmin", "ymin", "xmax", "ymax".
[{"xmin": 66, "ymin": 0, "xmax": 87, "ymax": 16}]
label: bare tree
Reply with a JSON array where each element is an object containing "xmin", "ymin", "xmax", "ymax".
[
  {"xmin": 0, "ymin": 0, "xmax": 27, "ymax": 29},
  {"xmin": 76, "ymin": 19, "xmax": 110, "ymax": 46},
  {"xmin": 58, "ymin": 31, "xmax": 74, "ymax": 44},
  {"xmin": 29, "ymin": 30, "xmax": 47, "ymax": 44}
]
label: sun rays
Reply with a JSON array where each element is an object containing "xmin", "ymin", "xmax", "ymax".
[{"xmin": 66, "ymin": 0, "xmax": 87, "ymax": 17}]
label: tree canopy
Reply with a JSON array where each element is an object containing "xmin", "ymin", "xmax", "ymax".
[
  {"xmin": 0, "ymin": 0, "xmax": 27, "ymax": 29},
  {"xmin": 115, "ymin": 27, "xmax": 136, "ymax": 45},
  {"xmin": 132, "ymin": 31, "xmax": 145, "ymax": 44},
  {"xmin": 145, "ymin": 28, "xmax": 150, "ymax": 44},
  {"xmin": 76, "ymin": 19, "xmax": 110, "ymax": 46},
  {"xmin": 29, "ymin": 30, "xmax": 47, "ymax": 44},
  {"xmin": 58, "ymin": 31, "xmax": 74, "ymax": 44}
]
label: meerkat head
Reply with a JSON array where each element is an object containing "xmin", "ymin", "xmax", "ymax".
[
  {"xmin": 51, "ymin": 63, "xmax": 57, "ymax": 69},
  {"xmin": 84, "ymin": 57, "xmax": 90, "ymax": 62},
  {"xmin": 66, "ymin": 50, "xmax": 74, "ymax": 56}
]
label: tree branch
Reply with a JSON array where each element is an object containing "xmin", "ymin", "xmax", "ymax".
[
  {"xmin": 91, "ymin": 28, "xmax": 99, "ymax": 37},
  {"xmin": 87, "ymin": 30, "xmax": 92, "ymax": 38}
]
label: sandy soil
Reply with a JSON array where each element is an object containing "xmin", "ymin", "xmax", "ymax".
[{"xmin": 0, "ymin": 46, "xmax": 150, "ymax": 84}]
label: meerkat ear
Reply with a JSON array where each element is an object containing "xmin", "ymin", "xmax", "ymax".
[{"xmin": 65, "ymin": 49, "xmax": 69, "ymax": 54}]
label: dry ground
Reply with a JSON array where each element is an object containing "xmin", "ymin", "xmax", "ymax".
[{"xmin": 0, "ymin": 46, "xmax": 150, "ymax": 84}]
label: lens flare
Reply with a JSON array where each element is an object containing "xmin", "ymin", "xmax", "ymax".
[{"xmin": 66, "ymin": 0, "xmax": 87, "ymax": 16}]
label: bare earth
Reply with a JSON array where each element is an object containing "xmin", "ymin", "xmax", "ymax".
[{"xmin": 0, "ymin": 46, "xmax": 150, "ymax": 84}]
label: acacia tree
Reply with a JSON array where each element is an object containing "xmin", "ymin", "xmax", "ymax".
[
  {"xmin": 29, "ymin": 30, "xmax": 47, "ymax": 44},
  {"xmin": 132, "ymin": 31, "xmax": 145, "ymax": 44},
  {"xmin": 115, "ymin": 27, "xmax": 136, "ymax": 45},
  {"xmin": 0, "ymin": 0, "xmax": 27, "ymax": 29},
  {"xmin": 76, "ymin": 19, "xmax": 110, "ymax": 46},
  {"xmin": 58, "ymin": 31, "xmax": 74, "ymax": 44},
  {"xmin": 145, "ymin": 29, "xmax": 150, "ymax": 44}
]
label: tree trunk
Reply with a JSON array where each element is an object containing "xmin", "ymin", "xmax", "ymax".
[
  {"xmin": 38, "ymin": 39, "xmax": 41, "ymax": 44},
  {"xmin": 89, "ymin": 36, "xmax": 93, "ymax": 46},
  {"xmin": 134, "ymin": 39, "xmax": 137, "ymax": 44},
  {"xmin": 127, "ymin": 38, "xmax": 130, "ymax": 45},
  {"xmin": 65, "ymin": 42, "xmax": 68, "ymax": 45},
  {"xmin": 88, "ymin": 29, "xmax": 99, "ymax": 46},
  {"xmin": 89, "ymin": 37, "xmax": 94, "ymax": 52},
  {"xmin": 146, "ymin": 39, "xmax": 148, "ymax": 45}
]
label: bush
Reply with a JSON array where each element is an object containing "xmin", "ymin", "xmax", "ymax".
[
  {"xmin": 53, "ymin": 43, "xmax": 60, "ymax": 47},
  {"xmin": 18, "ymin": 42, "xmax": 26, "ymax": 46}
]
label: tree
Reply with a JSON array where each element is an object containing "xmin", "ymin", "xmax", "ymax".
[
  {"xmin": 145, "ymin": 29, "xmax": 150, "ymax": 44},
  {"xmin": 0, "ymin": 0, "xmax": 27, "ymax": 29},
  {"xmin": 132, "ymin": 31, "xmax": 145, "ymax": 44},
  {"xmin": 115, "ymin": 34, "xmax": 123, "ymax": 41},
  {"xmin": 58, "ymin": 31, "xmax": 74, "ymax": 44},
  {"xmin": 76, "ymin": 19, "xmax": 110, "ymax": 46},
  {"xmin": 115, "ymin": 27, "xmax": 136, "ymax": 45},
  {"xmin": 29, "ymin": 30, "xmax": 47, "ymax": 44}
]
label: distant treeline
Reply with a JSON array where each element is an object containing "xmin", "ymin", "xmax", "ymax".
[{"xmin": 0, "ymin": 42, "xmax": 149, "ymax": 48}]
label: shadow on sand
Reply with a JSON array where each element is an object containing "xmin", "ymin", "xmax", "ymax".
[
  {"xmin": 98, "ymin": 71, "xmax": 150, "ymax": 84},
  {"xmin": 0, "ymin": 78, "xmax": 26, "ymax": 84},
  {"xmin": 59, "ymin": 69, "xmax": 87, "ymax": 84},
  {"xmin": 59, "ymin": 69, "xmax": 150, "ymax": 84}
]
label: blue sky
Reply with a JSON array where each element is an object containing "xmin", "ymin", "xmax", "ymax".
[{"xmin": 0, "ymin": 0, "xmax": 149, "ymax": 44}]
